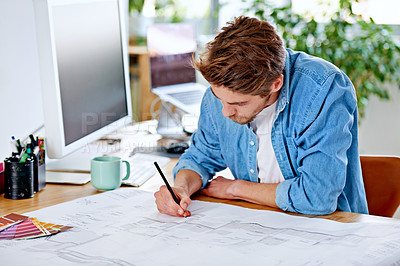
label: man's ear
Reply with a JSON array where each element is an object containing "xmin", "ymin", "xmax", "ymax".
[{"xmin": 271, "ymin": 74, "xmax": 283, "ymax": 92}]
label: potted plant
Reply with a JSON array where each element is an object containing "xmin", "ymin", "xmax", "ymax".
[
  {"xmin": 243, "ymin": 0, "xmax": 400, "ymax": 118},
  {"xmin": 129, "ymin": 0, "xmax": 145, "ymax": 14},
  {"xmin": 128, "ymin": 0, "xmax": 153, "ymax": 45}
]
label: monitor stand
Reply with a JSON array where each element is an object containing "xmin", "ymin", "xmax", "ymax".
[
  {"xmin": 45, "ymin": 154, "xmax": 94, "ymax": 184},
  {"xmin": 46, "ymin": 140, "xmax": 118, "ymax": 172},
  {"xmin": 46, "ymin": 157, "xmax": 92, "ymax": 172},
  {"xmin": 156, "ymin": 101, "xmax": 190, "ymax": 140}
]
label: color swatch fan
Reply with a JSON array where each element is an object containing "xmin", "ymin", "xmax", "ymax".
[{"xmin": 0, "ymin": 213, "xmax": 72, "ymax": 240}]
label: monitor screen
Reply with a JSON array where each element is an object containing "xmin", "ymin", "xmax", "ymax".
[{"xmin": 34, "ymin": 0, "xmax": 132, "ymax": 159}]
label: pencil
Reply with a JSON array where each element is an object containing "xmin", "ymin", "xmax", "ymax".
[{"xmin": 154, "ymin": 161, "xmax": 180, "ymax": 205}]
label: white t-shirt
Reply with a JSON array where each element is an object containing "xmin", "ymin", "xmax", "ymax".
[{"xmin": 250, "ymin": 101, "xmax": 284, "ymax": 184}]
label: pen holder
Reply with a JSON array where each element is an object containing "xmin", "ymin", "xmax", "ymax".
[
  {"xmin": 33, "ymin": 150, "xmax": 46, "ymax": 192},
  {"xmin": 4, "ymin": 157, "xmax": 34, "ymax": 199}
]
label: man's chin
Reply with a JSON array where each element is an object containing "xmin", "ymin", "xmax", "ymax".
[{"xmin": 229, "ymin": 116, "xmax": 253, "ymax": 125}]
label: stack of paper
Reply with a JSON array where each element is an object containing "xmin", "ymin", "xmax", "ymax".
[{"xmin": 0, "ymin": 213, "xmax": 72, "ymax": 240}]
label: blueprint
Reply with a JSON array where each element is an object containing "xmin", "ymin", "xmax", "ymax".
[{"xmin": 1, "ymin": 188, "xmax": 400, "ymax": 265}]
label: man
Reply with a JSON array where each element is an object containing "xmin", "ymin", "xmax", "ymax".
[{"xmin": 154, "ymin": 16, "xmax": 368, "ymax": 217}]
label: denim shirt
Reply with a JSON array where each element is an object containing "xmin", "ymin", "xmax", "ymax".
[{"xmin": 174, "ymin": 49, "xmax": 369, "ymax": 215}]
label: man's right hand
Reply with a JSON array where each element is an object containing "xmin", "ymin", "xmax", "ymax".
[{"xmin": 154, "ymin": 185, "xmax": 192, "ymax": 217}]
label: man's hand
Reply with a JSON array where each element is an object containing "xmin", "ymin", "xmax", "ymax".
[
  {"xmin": 154, "ymin": 169, "xmax": 202, "ymax": 217},
  {"xmin": 154, "ymin": 185, "xmax": 192, "ymax": 217},
  {"xmin": 200, "ymin": 176, "xmax": 238, "ymax": 199}
]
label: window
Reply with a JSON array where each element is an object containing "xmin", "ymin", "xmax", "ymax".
[{"xmin": 292, "ymin": 0, "xmax": 400, "ymax": 25}]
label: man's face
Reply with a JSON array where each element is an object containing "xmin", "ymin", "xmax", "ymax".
[{"xmin": 210, "ymin": 84, "xmax": 277, "ymax": 125}]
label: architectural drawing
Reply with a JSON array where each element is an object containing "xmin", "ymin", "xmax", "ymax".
[{"xmin": 1, "ymin": 188, "xmax": 399, "ymax": 265}]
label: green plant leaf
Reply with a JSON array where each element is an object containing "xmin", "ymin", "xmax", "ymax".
[{"xmin": 242, "ymin": 0, "xmax": 400, "ymax": 120}]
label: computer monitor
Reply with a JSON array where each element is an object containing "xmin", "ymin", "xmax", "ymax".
[{"xmin": 33, "ymin": 0, "xmax": 132, "ymax": 163}]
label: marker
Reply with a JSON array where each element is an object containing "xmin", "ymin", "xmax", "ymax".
[
  {"xmin": 29, "ymin": 134, "xmax": 37, "ymax": 147},
  {"xmin": 154, "ymin": 161, "xmax": 180, "ymax": 205},
  {"xmin": 19, "ymin": 151, "xmax": 28, "ymax": 163}
]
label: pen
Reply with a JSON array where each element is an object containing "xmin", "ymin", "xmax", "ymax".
[
  {"xmin": 16, "ymin": 138, "xmax": 22, "ymax": 149},
  {"xmin": 12, "ymin": 136, "xmax": 22, "ymax": 153},
  {"xmin": 154, "ymin": 161, "xmax": 180, "ymax": 205},
  {"xmin": 10, "ymin": 137, "xmax": 18, "ymax": 153}
]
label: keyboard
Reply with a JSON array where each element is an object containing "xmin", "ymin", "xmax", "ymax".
[{"xmin": 121, "ymin": 153, "xmax": 170, "ymax": 187}]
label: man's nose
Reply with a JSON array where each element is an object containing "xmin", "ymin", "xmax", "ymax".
[{"xmin": 222, "ymin": 104, "xmax": 235, "ymax": 117}]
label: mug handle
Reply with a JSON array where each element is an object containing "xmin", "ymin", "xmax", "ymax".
[{"xmin": 122, "ymin": 161, "xmax": 130, "ymax": 180}]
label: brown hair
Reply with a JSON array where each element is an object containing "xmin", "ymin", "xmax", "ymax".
[{"xmin": 193, "ymin": 16, "xmax": 286, "ymax": 97}]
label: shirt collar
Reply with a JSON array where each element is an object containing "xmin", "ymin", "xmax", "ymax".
[{"xmin": 274, "ymin": 49, "xmax": 291, "ymax": 120}]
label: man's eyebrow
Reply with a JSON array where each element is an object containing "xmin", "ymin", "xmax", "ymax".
[{"xmin": 227, "ymin": 100, "xmax": 249, "ymax": 105}]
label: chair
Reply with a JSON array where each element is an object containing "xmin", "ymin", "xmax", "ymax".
[{"xmin": 360, "ymin": 155, "xmax": 400, "ymax": 217}]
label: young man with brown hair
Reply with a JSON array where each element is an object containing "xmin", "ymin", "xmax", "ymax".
[{"xmin": 154, "ymin": 16, "xmax": 368, "ymax": 217}]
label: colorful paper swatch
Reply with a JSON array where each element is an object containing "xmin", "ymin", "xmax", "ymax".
[
  {"xmin": 0, "ymin": 213, "xmax": 28, "ymax": 232},
  {"xmin": 0, "ymin": 213, "xmax": 72, "ymax": 240}
]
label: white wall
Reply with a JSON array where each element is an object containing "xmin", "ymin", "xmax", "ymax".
[
  {"xmin": 0, "ymin": 0, "xmax": 130, "ymax": 161},
  {"xmin": 0, "ymin": 0, "xmax": 44, "ymax": 160},
  {"xmin": 359, "ymin": 83, "xmax": 400, "ymax": 156}
]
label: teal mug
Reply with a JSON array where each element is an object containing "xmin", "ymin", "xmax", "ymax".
[{"xmin": 90, "ymin": 156, "xmax": 130, "ymax": 191}]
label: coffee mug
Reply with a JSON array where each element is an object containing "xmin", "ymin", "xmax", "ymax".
[{"xmin": 90, "ymin": 156, "xmax": 130, "ymax": 191}]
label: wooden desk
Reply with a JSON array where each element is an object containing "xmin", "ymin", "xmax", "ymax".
[{"xmin": 0, "ymin": 159, "xmax": 398, "ymax": 224}]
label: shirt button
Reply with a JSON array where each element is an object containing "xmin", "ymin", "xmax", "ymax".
[
  {"xmin": 250, "ymin": 169, "xmax": 255, "ymax": 173},
  {"xmin": 249, "ymin": 141, "xmax": 255, "ymax": 146}
]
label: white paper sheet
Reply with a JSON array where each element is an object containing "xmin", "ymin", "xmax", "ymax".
[{"xmin": 1, "ymin": 188, "xmax": 399, "ymax": 265}]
